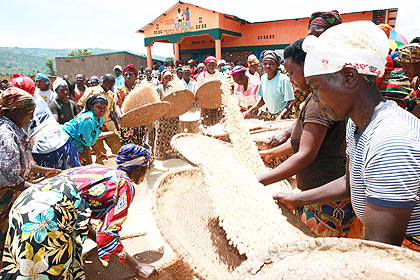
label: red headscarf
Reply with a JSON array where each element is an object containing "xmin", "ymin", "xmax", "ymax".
[
  {"xmin": 123, "ymin": 64, "xmax": 138, "ymax": 77},
  {"xmin": 11, "ymin": 76, "xmax": 36, "ymax": 95},
  {"xmin": 204, "ymin": 56, "xmax": 217, "ymax": 64}
]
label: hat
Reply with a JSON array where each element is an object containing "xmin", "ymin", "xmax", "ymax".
[
  {"xmin": 217, "ymin": 59, "xmax": 227, "ymax": 66},
  {"xmin": 113, "ymin": 65, "xmax": 123, "ymax": 71}
]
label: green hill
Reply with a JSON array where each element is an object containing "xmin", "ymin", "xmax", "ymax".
[{"xmin": 0, "ymin": 47, "xmax": 115, "ymax": 76}]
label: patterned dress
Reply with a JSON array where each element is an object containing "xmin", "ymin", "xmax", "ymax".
[
  {"xmin": 0, "ymin": 117, "xmax": 31, "ymax": 260},
  {"xmin": 0, "ymin": 165, "xmax": 136, "ymax": 279}
]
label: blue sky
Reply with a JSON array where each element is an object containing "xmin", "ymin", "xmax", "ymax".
[{"xmin": 2, "ymin": 0, "xmax": 418, "ymax": 57}]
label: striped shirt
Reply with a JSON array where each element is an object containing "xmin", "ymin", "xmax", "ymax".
[{"xmin": 347, "ymin": 100, "xmax": 420, "ymax": 235}]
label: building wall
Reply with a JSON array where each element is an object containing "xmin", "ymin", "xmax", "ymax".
[{"xmin": 56, "ymin": 53, "xmax": 160, "ymax": 79}]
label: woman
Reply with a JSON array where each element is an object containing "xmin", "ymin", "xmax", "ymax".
[
  {"xmin": 49, "ymin": 78, "xmax": 79, "ymax": 124},
  {"xmin": 117, "ymin": 64, "xmax": 150, "ymax": 147},
  {"xmin": 90, "ymin": 76, "xmax": 100, "ymax": 87},
  {"xmin": 154, "ymin": 69, "xmax": 180, "ymax": 159},
  {"xmin": 231, "ymin": 65, "xmax": 260, "ymax": 112},
  {"xmin": 62, "ymin": 94, "xmax": 109, "ymax": 165},
  {"xmin": 0, "ymin": 144, "xmax": 156, "ymax": 279},
  {"xmin": 243, "ymin": 51, "xmax": 294, "ymax": 120},
  {"xmin": 258, "ymin": 38, "xmax": 360, "ymax": 238},
  {"xmin": 275, "ymin": 21, "xmax": 420, "ymax": 252},
  {"xmin": 12, "ymin": 77, "xmax": 81, "ymax": 171}
]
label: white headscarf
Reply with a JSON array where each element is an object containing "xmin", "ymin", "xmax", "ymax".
[
  {"xmin": 52, "ymin": 78, "xmax": 68, "ymax": 92},
  {"xmin": 303, "ymin": 21, "xmax": 389, "ymax": 78}
]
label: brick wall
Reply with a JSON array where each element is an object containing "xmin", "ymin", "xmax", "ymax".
[{"xmin": 181, "ymin": 50, "xmax": 254, "ymax": 65}]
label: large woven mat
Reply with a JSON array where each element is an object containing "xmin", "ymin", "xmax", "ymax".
[
  {"xmin": 83, "ymin": 234, "xmax": 194, "ymax": 280},
  {"xmin": 151, "ymin": 168, "xmax": 316, "ymax": 280},
  {"xmin": 230, "ymin": 238, "xmax": 420, "ymax": 279}
]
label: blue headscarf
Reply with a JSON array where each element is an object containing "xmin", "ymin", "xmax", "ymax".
[
  {"xmin": 116, "ymin": 144, "xmax": 151, "ymax": 172},
  {"xmin": 34, "ymin": 73, "xmax": 51, "ymax": 87}
]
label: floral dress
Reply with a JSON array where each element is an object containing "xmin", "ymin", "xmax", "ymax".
[{"xmin": 0, "ymin": 165, "xmax": 136, "ymax": 279}]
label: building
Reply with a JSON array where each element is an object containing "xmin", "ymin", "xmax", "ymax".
[
  {"xmin": 138, "ymin": 1, "xmax": 398, "ymax": 67},
  {"xmin": 55, "ymin": 51, "xmax": 166, "ymax": 79}
]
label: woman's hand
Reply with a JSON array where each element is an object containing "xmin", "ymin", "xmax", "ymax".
[
  {"xmin": 43, "ymin": 168, "xmax": 61, "ymax": 177},
  {"xmin": 136, "ymin": 263, "xmax": 157, "ymax": 279},
  {"xmin": 272, "ymin": 192, "xmax": 299, "ymax": 210},
  {"xmin": 259, "ymin": 150, "xmax": 274, "ymax": 162}
]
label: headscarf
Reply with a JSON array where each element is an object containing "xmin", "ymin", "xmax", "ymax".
[
  {"xmin": 217, "ymin": 59, "xmax": 227, "ymax": 67},
  {"xmin": 378, "ymin": 24, "xmax": 392, "ymax": 38},
  {"xmin": 52, "ymin": 78, "xmax": 68, "ymax": 92},
  {"xmin": 10, "ymin": 76, "xmax": 36, "ymax": 95},
  {"xmin": 116, "ymin": 144, "xmax": 151, "ymax": 172},
  {"xmin": 398, "ymin": 43, "xmax": 420, "ymax": 64},
  {"xmin": 0, "ymin": 87, "xmax": 35, "ymax": 116},
  {"xmin": 84, "ymin": 94, "xmax": 108, "ymax": 112},
  {"xmin": 260, "ymin": 50, "xmax": 283, "ymax": 67},
  {"xmin": 188, "ymin": 59, "xmax": 195, "ymax": 64},
  {"xmin": 220, "ymin": 65, "xmax": 233, "ymax": 73},
  {"xmin": 205, "ymin": 56, "xmax": 217, "ymax": 64},
  {"xmin": 231, "ymin": 65, "xmax": 247, "ymax": 77},
  {"xmin": 12, "ymin": 73, "xmax": 24, "ymax": 79},
  {"xmin": 34, "ymin": 73, "xmax": 51, "ymax": 88},
  {"xmin": 113, "ymin": 65, "xmax": 122, "ymax": 71},
  {"xmin": 123, "ymin": 64, "xmax": 138, "ymax": 77},
  {"xmin": 308, "ymin": 10, "xmax": 342, "ymax": 30},
  {"xmin": 247, "ymin": 54, "xmax": 259, "ymax": 66},
  {"xmin": 182, "ymin": 65, "xmax": 191, "ymax": 71},
  {"xmin": 303, "ymin": 21, "xmax": 389, "ymax": 78},
  {"xmin": 161, "ymin": 69, "xmax": 173, "ymax": 79},
  {"xmin": 90, "ymin": 76, "xmax": 100, "ymax": 83}
]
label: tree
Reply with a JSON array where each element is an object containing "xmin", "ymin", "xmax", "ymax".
[
  {"xmin": 165, "ymin": 57, "xmax": 174, "ymax": 63},
  {"xmin": 44, "ymin": 58, "xmax": 56, "ymax": 76},
  {"xmin": 68, "ymin": 49, "xmax": 93, "ymax": 56}
]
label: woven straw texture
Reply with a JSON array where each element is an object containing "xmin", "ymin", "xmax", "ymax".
[
  {"xmin": 151, "ymin": 168, "xmax": 316, "ymax": 280},
  {"xmin": 162, "ymin": 89, "xmax": 195, "ymax": 118},
  {"xmin": 120, "ymin": 101, "xmax": 171, "ymax": 127},
  {"xmin": 230, "ymin": 238, "xmax": 420, "ymax": 279},
  {"xmin": 196, "ymin": 80, "xmax": 223, "ymax": 109},
  {"xmin": 83, "ymin": 234, "xmax": 194, "ymax": 280}
]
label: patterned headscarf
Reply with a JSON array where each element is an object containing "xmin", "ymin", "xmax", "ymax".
[
  {"xmin": 308, "ymin": 10, "xmax": 342, "ymax": 30},
  {"xmin": 231, "ymin": 65, "xmax": 247, "ymax": 77},
  {"xmin": 247, "ymin": 54, "xmax": 259, "ymax": 66},
  {"xmin": 123, "ymin": 64, "xmax": 138, "ymax": 76},
  {"xmin": 116, "ymin": 144, "xmax": 151, "ymax": 172},
  {"xmin": 34, "ymin": 73, "xmax": 51, "ymax": 88},
  {"xmin": 260, "ymin": 50, "xmax": 283, "ymax": 67},
  {"xmin": 398, "ymin": 43, "xmax": 420, "ymax": 64},
  {"xmin": 11, "ymin": 76, "xmax": 36, "ymax": 95},
  {"xmin": 90, "ymin": 76, "xmax": 100, "ymax": 83},
  {"xmin": 0, "ymin": 87, "xmax": 35, "ymax": 116},
  {"xmin": 84, "ymin": 94, "xmax": 108, "ymax": 112},
  {"xmin": 205, "ymin": 56, "xmax": 217, "ymax": 64}
]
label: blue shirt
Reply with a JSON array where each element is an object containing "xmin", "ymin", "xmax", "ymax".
[
  {"xmin": 347, "ymin": 101, "xmax": 420, "ymax": 236},
  {"xmin": 114, "ymin": 75, "xmax": 125, "ymax": 89},
  {"xmin": 62, "ymin": 111, "xmax": 103, "ymax": 153},
  {"xmin": 257, "ymin": 72, "xmax": 294, "ymax": 114}
]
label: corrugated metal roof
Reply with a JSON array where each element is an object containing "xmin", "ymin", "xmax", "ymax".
[{"xmin": 56, "ymin": 50, "xmax": 167, "ymax": 62}]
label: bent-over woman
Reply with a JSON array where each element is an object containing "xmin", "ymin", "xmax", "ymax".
[{"xmin": 0, "ymin": 144, "xmax": 156, "ymax": 279}]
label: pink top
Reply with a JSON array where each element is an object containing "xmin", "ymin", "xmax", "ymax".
[{"xmin": 234, "ymin": 74, "xmax": 260, "ymax": 109}]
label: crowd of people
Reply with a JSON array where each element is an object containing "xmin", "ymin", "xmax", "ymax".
[{"xmin": 0, "ymin": 8, "xmax": 420, "ymax": 279}]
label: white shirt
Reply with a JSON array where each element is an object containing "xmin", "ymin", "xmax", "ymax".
[
  {"xmin": 197, "ymin": 70, "xmax": 221, "ymax": 88},
  {"xmin": 179, "ymin": 78, "xmax": 197, "ymax": 94},
  {"xmin": 246, "ymin": 69, "xmax": 260, "ymax": 81},
  {"xmin": 34, "ymin": 88, "xmax": 56, "ymax": 103},
  {"xmin": 140, "ymin": 78, "xmax": 160, "ymax": 88}
]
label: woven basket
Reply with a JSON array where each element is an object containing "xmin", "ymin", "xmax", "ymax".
[
  {"xmin": 151, "ymin": 168, "xmax": 316, "ymax": 280},
  {"xmin": 196, "ymin": 80, "xmax": 223, "ymax": 109},
  {"xmin": 83, "ymin": 234, "xmax": 194, "ymax": 280},
  {"xmin": 230, "ymin": 238, "xmax": 420, "ymax": 279},
  {"xmin": 162, "ymin": 89, "xmax": 195, "ymax": 118}
]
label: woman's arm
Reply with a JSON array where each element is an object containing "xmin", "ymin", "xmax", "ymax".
[
  {"xmin": 82, "ymin": 144, "xmax": 93, "ymax": 164},
  {"xmin": 259, "ymin": 139, "xmax": 293, "ymax": 162},
  {"xmin": 273, "ymin": 172, "xmax": 350, "ymax": 210},
  {"xmin": 258, "ymin": 122, "xmax": 328, "ymax": 186},
  {"xmin": 268, "ymin": 124, "xmax": 294, "ymax": 147},
  {"xmin": 244, "ymin": 98, "xmax": 265, "ymax": 118},
  {"xmin": 28, "ymin": 151, "xmax": 60, "ymax": 176}
]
